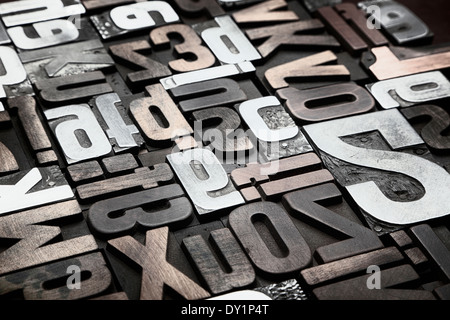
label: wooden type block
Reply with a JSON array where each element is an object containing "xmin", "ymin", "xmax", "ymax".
[
  {"xmin": 182, "ymin": 228, "xmax": 255, "ymax": 295},
  {"xmin": 101, "ymin": 153, "xmax": 139, "ymax": 174},
  {"xmin": 277, "ymin": 82, "xmax": 375, "ymax": 123},
  {"xmin": 410, "ymin": 224, "xmax": 450, "ymax": 282},
  {"xmin": 150, "ymin": 24, "xmax": 216, "ymax": 73},
  {"xmin": 0, "ymin": 252, "xmax": 112, "ymax": 300},
  {"xmin": 36, "ymin": 71, "xmax": 113, "ymax": 104},
  {"xmin": 232, "ymin": 0, "xmax": 299, "ymax": 25},
  {"xmin": 228, "ymin": 202, "xmax": 312, "ymax": 277},
  {"xmin": 0, "ymin": 200, "xmax": 97, "ymax": 276},
  {"xmin": 282, "ymin": 183, "xmax": 383, "ymax": 263},
  {"xmin": 231, "ymin": 153, "xmax": 333, "ymax": 201},
  {"xmin": 401, "ymin": 105, "xmax": 450, "ymax": 153},
  {"xmin": 264, "ymin": 50, "xmax": 350, "ymax": 90},
  {"xmin": 300, "ymin": 247, "xmax": 403, "ymax": 286},
  {"xmin": 109, "ymin": 39, "xmax": 171, "ymax": 86},
  {"xmin": 67, "ymin": 161, "xmax": 104, "ymax": 184},
  {"xmin": 245, "ymin": 19, "xmax": 339, "ymax": 59},
  {"xmin": 88, "ymin": 184, "xmax": 194, "ymax": 237},
  {"xmin": 7, "ymin": 95, "xmax": 58, "ymax": 165},
  {"xmin": 362, "ymin": 45, "xmax": 450, "ymax": 81},
  {"xmin": 303, "ymin": 109, "xmax": 450, "ymax": 228},
  {"xmin": 312, "ymin": 265, "xmax": 436, "ymax": 300},
  {"xmin": 19, "ymin": 39, "xmax": 114, "ymax": 81},
  {"xmin": 170, "ymin": 78, "xmax": 247, "ymax": 113},
  {"xmin": 129, "ymin": 84, "xmax": 194, "ymax": 148},
  {"xmin": 107, "ymin": 227, "xmax": 210, "ymax": 300},
  {"xmin": 76, "ymin": 163, "xmax": 173, "ymax": 201}
]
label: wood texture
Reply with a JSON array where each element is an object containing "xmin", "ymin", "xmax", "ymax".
[
  {"xmin": 282, "ymin": 183, "xmax": 383, "ymax": 263},
  {"xmin": 36, "ymin": 71, "xmax": 113, "ymax": 104},
  {"xmin": 76, "ymin": 164, "xmax": 173, "ymax": 201},
  {"xmin": 130, "ymin": 84, "xmax": 193, "ymax": 147},
  {"xmin": 0, "ymin": 200, "xmax": 98, "ymax": 275},
  {"xmin": 67, "ymin": 161, "xmax": 104, "ymax": 183},
  {"xmin": 0, "ymin": 252, "xmax": 111, "ymax": 300},
  {"xmin": 335, "ymin": 3, "xmax": 388, "ymax": 47},
  {"xmin": 193, "ymin": 107, "xmax": 253, "ymax": 153},
  {"xmin": 367, "ymin": 46, "xmax": 450, "ymax": 80},
  {"xmin": 245, "ymin": 20, "xmax": 340, "ymax": 58},
  {"xmin": 232, "ymin": 0, "xmax": 299, "ymax": 24},
  {"xmin": 277, "ymin": 82, "xmax": 375, "ymax": 123},
  {"xmin": 101, "ymin": 153, "xmax": 139, "ymax": 174},
  {"xmin": 88, "ymin": 184, "xmax": 193, "ymax": 237},
  {"xmin": 8, "ymin": 95, "xmax": 57, "ymax": 165},
  {"xmin": 301, "ymin": 247, "xmax": 403, "ymax": 286},
  {"xmin": 182, "ymin": 228, "xmax": 255, "ymax": 294},
  {"xmin": 150, "ymin": 24, "xmax": 215, "ymax": 73},
  {"xmin": 312, "ymin": 265, "xmax": 436, "ymax": 300},
  {"xmin": 228, "ymin": 201, "xmax": 312, "ymax": 276},
  {"xmin": 265, "ymin": 50, "xmax": 350, "ymax": 89},
  {"xmin": 109, "ymin": 40, "xmax": 171, "ymax": 84},
  {"xmin": 108, "ymin": 227, "xmax": 210, "ymax": 300},
  {"xmin": 317, "ymin": 6, "xmax": 367, "ymax": 54},
  {"xmin": 401, "ymin": 104, "xmax": 450, "ymax": 152},
  {"xmin": 0, "ymin": 141, "xmax": 19, "ymax": 174},
  {"xmin": 410, "ymin": 224, "xmax": 450, "ymax": 281}
]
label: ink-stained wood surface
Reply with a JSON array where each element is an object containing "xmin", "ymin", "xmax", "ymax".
[
  {"xmin": 228, "ymin": 202, "xmax": 312, "ymax": 277},
  {"xmin": 76, "ymin": 164, "xmax": 173, "ymax": 201},
  {"xmin": 265, "ymin": 50, "xmax": 350, "ymax": 90},
  {"xmin": 108, "ymin": 227, "xmax": 210, "ymax": 300},
  {"xmin": 277, "ymin": 82, "xmax": 375, "ymax": 123},
  {"xmin": 312, "ymin": 265, "xmax": 436, "ymax": 300},
  {"xmin": 0, "ymin": 200, "xmax": 98, "ymax": 275},
  {"xmin": 182, "ymin": 228, "xmax": 255, "ymax": 294},
  {"xmin": 300, "ymin": 247, "xmax": 403, "ymax": 286},
  {"xmin": 282, "ymin": 183, "xmax": 383, "ymax": 263}
]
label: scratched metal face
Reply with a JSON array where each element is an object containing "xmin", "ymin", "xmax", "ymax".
[{"xmin": 0, "ymin": 0, "xmax": 449, "ymax": 303}]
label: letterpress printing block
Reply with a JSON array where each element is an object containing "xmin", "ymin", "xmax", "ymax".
[
  {"xmin": 303, "ymin": 109, "xmax": 450, "ymax": 229},
  {"xmin": 367, "ymin": 72, "xmax": 450, "ymax": 109},
  {"xmin": 0, "ymin": 0, "xmax": 85, "ymax": 27},
  {"xmin": 107, "ymin": 227, "xmax": 210, "ymax": 300},
  {"xmin": 44, "ymin": 104, "xmax": 113, "ymax": 164},
  {"xmin": 361, "ymin": 45, "xmax": 450, "ymax": 81},
  {"xmin": 312, "ymin": 265, "xmax": 435, "ymax": 300},
  {"xmin": 237, "ymin": 96, "xmax": 312, "ymax": 161},
  {"xmin": 20, "ymin": 40, "xmax": 115, "ymax": 82},
  {"xmin": 90, "ymin": 1, "xmax": 179, "ymax": 40},
  {"xmin": 277, "ymin": 82, "xmax": 375, "ymax": 123},
  {"xmin": 192, "ymin": 15, "xmax": 261, "ymax": 65},
  {"xmin": 91, "ymin": 93, "xmax": 144, "ymax": 153},
  {"xmin": 88, "ymin": 184, "xmax": 194, "ymax": 237},
  {"xmin": 7, "ymin": 96, "xmax": 58, "ymax": 165},
  {"xmin": 228, "ymin": 201, "xmax": 311, "ymax": 277},
  {"xmin": 282, "ymin": 183, "xmax": 383, "ymax": 263},
  {"xmin": 8, "ymin": 17, "xmax": 98, "ymax": 51},
  {"xmin": 0, "ymin": 166, "xmax": 74, "ymax": 215},
  {"xmin": 359, "ymin": 0, "xmax": 433, "ymax": 45},
  {"xmin": 150, "ymin": 23, "xmax": 217, "ymax": 73},
  {"xmin": 0, "ymin": 199, "xmax": 97, "ymax": 275},
  {"xmin": 0, "ymin": 252, "xmax": 113, "ymax": 300},
  {"xmin": 167, "ymin": 148, "xmax": 244, "ymax": 218},
  {"xmin": 182, "ymin": 227, "xmax": 255, "ymax": 294}
]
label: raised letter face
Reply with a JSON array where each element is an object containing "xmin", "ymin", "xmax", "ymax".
[
  {"xmin": 304, "ymin": 109, "xmax": 450, "ymax": 225},
  {"xmin": 167, "ymin": 148, "xmax": 244, "ymax": 217}
]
